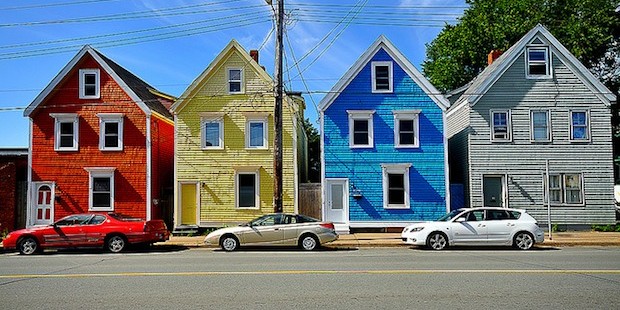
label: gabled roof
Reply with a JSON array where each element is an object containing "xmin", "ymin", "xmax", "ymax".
[
  {"xmin": 170, "ymin": 39, "xmax": 273, "ymax": 113},
  {"xmin": 24, "ymin": 45, "xmax": 175, "ymax": 119},
  {"xmin": 452, "ymin": 24, "xmax": 616, "ymax": 109},
  {"xmin": 318, "ymin": 35, "xmax": 449, "ymax": 112}
]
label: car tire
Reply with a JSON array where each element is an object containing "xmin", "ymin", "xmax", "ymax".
[
  {"xmin": 18, "ymin": 237, "xmax": 39, "ymax": 255},
  {"xmin": 220, "ymin": 235, "xmax": 239, "ymax": 252},
  {"xmin": 106, "ymin": 235, "xmax": 127, "ymax": 253},
  {"xmin": 299, "ymin": 234, "xmax": 319, "ymax": 251},
  {"xmin": 426, "ymin": 232, "xmax": 448, "ymax": 250},
  {"xmin": 513, "ymin": 231, "xmax": 534, "ymax": 250}
]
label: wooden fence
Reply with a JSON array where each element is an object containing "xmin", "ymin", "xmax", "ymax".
[{"xmin": 298, "ymin": 183, "xmax": 321, "ymax": 220}]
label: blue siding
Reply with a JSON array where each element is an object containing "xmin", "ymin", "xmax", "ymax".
[{"xmin": 324, "ymin": 48, "xmax": 447, "ymax": 222}]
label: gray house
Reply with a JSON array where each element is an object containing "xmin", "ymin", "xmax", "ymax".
[{"xmin": 447, "ymin": 24, "xmax": 616, "ymax": 225}]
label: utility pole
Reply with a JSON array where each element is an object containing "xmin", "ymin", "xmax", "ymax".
[{"xmin": 273, "ymin": 0, "xmax": 284, "ymax": 213}]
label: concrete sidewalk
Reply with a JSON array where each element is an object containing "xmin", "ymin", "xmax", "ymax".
[{"xmin": 162, "ymin": 231, "xmax": 620, "ymax": 248}]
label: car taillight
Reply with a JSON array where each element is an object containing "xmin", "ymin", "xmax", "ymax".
[{"xmin": 320, "ymin": 223, "xmax": 335, "ymax": 230}]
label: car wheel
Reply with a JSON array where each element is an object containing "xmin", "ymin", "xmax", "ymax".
[
  {"xmin": 18, "ymin": 237, "xmax": 39, "ymax": 255},
  {"xmin": 426, "ymin": 232, "xmax": 448, "ymax": 250},
  {"xmin": 220, "ymin": 235, "xmax": 239, "ymax": 252},
  {"xmin": 513, "ymin": 232, "xmax": 534, "ymax": 250},
  {"xmin": 106, "ymin": 235, "xmax": 126, "ymax": 253},
  {"xmin": 300, "ymin": 234, "xmax": 319, "ymax": 251}
]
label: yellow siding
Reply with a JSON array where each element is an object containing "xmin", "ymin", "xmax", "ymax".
[{"xmin": 175, "ymin": 46, "xmax": 303, "ymax": 225}]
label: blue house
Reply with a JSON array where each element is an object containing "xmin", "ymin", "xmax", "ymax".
[{"xmin": 319, "ymin": 36, "xmax": 450, "ymax": 233}]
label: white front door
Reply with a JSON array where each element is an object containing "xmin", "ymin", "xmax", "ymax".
[
  {"xmin": 32, "ymin": 182, "xmax": 55, "ymax": 226},
  {"xmin": 325, "ymin": 179, "xmax": 347, "ymax": 224}
]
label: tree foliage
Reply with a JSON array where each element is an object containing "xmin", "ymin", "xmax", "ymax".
[
  {"xmin": 422, "ymin": 0, "xmax": 619, "ymax": 93},
  {"xmin": 302, "ymin": 118, "xmax": 321, "ymax": 183}
]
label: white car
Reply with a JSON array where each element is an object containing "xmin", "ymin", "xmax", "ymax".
[{"xmin": 401, "ymin": 207, "xmax": 544, "ymax": 250}]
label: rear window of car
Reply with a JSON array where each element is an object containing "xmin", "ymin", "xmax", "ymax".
[
  {"xmin": 108, "ymin": 213, "xmax": 143, "ymax": 222},
  {"xmin": 296, "ymin": 215, "xmax": 319, "ymax": 223}
]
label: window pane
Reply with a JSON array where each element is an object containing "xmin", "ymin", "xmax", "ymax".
[
  {"xmin": 387, "ymin": 173, "xmax": 405, "ymax": 205},
  {"xmin": 399, "ymin": 119, "xmax": 415, "ymax": 145},
  {"xmin": 93, "ymin": 193, "xmax": 110, "ymax": 208},
  {"xmin": 229, "ymin": 69, "xmax": 241, "ymax": 80},
  {"xmin": 229, "ymin": 82, "xmax": 241, "ymax": 93},
  {"xmin": 249, "ymin": 122, "xmax": 264, "ymax": 147},
  {"xmin": 84, "ymin": 85, "xmax": 96, "ymax": 96},
  {"xmin": 399, "ymin": 119, "xmax": 414, "ymax": 131},
  {"xmin": 105, "ymin": 136, "xmax": 118, "ymax": 148},
  {"xmin": 493, "ymin": 113, "xmax": 507, "ymax": 126},
  {"xmin": 84, "ymin": 74, "xmax": 96, "ymax": 85},
  {"xmin": 60, "ymin": 122, "xmax": 73, "ymax": 135},
  {"xmin": 205, "ymin": 122, "xmax": 220, "ymax": 147},
  {"xmin": 375, "ymin": 66, "xmax": 389, "ymax": 90},
  {"xmin": 93, "ymin": 178, "xmax": 110, "ymax": 191},
  {"xmin": 572, "ymin": 112, "xmax": 586, "ymax": 126},
  {"xmin": 238, "ymin": 174, "xmax": 256, "ymax": 208},
  {"xmin": 331, "ymin": 184, "xmax": 343, "ymax": 210},
  {"xmin": 105, "ymin": 122, "xmax": 118, "ymax": 135},
  {"xmin": 353, "ymin": 119, "xmax": 369, "ymax": 145},
  {"xmin": 353, "ymin": 119, "xmax": 368, "ymax": 132},
  {"xmin": 60, "ymin": 135, "xmax": 74, "ymax": 148},
  {"xmin": 529, "ymin": 50, "xmax": 546, "ymax": 61}
]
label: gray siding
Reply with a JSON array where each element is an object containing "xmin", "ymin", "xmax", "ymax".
[
  {"xmin": 467, "ymin": 52, "xmax": 615, "ymax": 224},
  {"xmin": 447, "ymin": 102, "xmax": 471, "ymax": 207}
]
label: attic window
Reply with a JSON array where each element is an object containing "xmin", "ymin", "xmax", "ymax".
[
  {"xmin": 79, "ymin": 69, "xmax": 100, "ymax": 99},
  {"xmin": 372, "ymin": 61, "xmax": 392, "ymax": 93},
  {"xmin": 526, "ymin": 47, "xmax": 550, "ymax": 78},
  {"xmin": 228, "ymin": 68, "xmax": 243, "ymax": 94}
]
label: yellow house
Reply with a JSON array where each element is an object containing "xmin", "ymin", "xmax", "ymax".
[{"xmin": 170, "ymin": 40, "xmax": 307, "ymax": 229}]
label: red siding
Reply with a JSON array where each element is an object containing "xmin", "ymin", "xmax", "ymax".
[
  {"xmin": 30, "ymin": 54, "xmax": 152, "ymax": 220},
  {"xmin": 149, "ymin": 114, "xmax": 174, "ymax": 221}
]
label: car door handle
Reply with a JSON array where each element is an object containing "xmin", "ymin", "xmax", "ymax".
[
  {"xmin": 274, "ymin": 228, "xmax": 280, "ymax": 231},
  {"xmin": 477, "ymin": 224, "xmax": 486, "ymax": 227}
]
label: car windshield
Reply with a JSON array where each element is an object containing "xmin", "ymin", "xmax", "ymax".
[{"xmin": 436, "ymin": 209, "xmax": 463, "ymax": 222}]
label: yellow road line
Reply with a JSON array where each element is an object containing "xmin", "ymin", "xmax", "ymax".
[{"xmin": 1, "ymin": 269, "xmax": 620, "ymax": 279}]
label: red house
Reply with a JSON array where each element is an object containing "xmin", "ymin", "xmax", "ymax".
[{"xmin": 23, "ymin": 46, "xmax": 175, "ymax": 228}]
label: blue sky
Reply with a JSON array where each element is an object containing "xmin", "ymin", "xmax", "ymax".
[{"xmin": 0, "ymin": 0, "xmax": 466, "ymax": 147}]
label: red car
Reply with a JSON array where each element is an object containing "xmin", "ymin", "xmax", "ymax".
[{"xmin": 2, "ymin": 213, "xmax": 170, "ymax": 255}]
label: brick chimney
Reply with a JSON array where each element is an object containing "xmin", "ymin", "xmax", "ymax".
[
  {"xmin": 250, "ymin": 50, "xmax": 259, "ymax": 63},
  {"xmin": 488, "ymin": 50, "xmax": 503, "ymax": 65}
]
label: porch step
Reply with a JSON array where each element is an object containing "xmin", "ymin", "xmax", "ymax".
[
  {"xmin": 172, "ymin": 225, "xmax": 199, "ymax": 236},
  {"xmin": 334, "ymin": 223, "xmax": 350, "ymax": 235}
]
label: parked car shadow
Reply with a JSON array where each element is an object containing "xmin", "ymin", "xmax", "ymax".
[
  {"xmin": 212, "ymin": 245, "xmax": 358, "ymax": 252},
  {"xmin": 3, "ymin": 244, "xmax": 189, "ymax": 256},
  {"xmin": 407, "ymin": 245, "xmax": 559, "ymax": 252}
]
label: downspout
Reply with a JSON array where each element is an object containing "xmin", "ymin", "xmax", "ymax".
[
  {"xmin": 146, "ymin": 115, "xmax": 152, "ymax": 220},
  {"xmin": 26, "ymin": 118, "xmax": 33, "ymax": 227}
]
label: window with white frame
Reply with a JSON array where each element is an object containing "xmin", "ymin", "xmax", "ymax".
[
  {"xmin": 381, "ymin": 163, "xmax": 411, "ymax": 209},
  {"xmin": 51, "ymin": 113, "xmax": 79, "ymax": 151},
  {"xmin": 543, "ymin": 173, "xmax": 583, "ymax": 205},
  {"xmin": 526, "ymin": 47, "xmax": 550, "ymax": 78},
  {"xmin": 570, "ymin": 110, "xmax": 589, "ymax": 141},
  {"xmin": 245, "ymin": 117, "xmax": 267, "ymax": 149},
  {"xmin": 371, "ymin": 61, "xmax": 392, "ymax": 93},
  {"xmin": 530, "ymin": 110, "xmax": 550, "ymax": 141},
  {"xmin": 79, "ymin": 69, "xmax": 100, "ymax": 99},
  {"xmin": 236, "ymin": 171, "xmax": 259, "ymax": 208},
  {"xmin": 347, "ymin": 110, "xmax": 374, "ymax": 148},
  {"xmin": 97, "ymin": 113, "xmax": 123, "ymax": 151},
  {"xmin": 85, "ymin": 168, "xmax": 115, "ymax": 211},
  {"xmin": 393, "ymin": 110, "xmax": 420, "ymax": 148},
  {"xmin": 228, "ymin": 68, "xmax": 243, "ymax": 94},
  {"xmin": 201, "ymin": 117, "xmax": 223, "ymax": 149},
  {"xmin": 491, "ymin": 110, "xmax": 511, "ymax": 141}
]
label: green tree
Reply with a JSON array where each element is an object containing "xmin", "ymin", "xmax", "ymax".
[{"xmin": 302, "ymin": 118, "xmax": 320, "ymax": 183}]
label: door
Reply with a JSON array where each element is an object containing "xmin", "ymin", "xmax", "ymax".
[
  {"xmin": 240, "ymin": 214, "xmax": 285, "ymax": 245},
  {"xmin": 33, "ymin": 183, "xmax": 54, "ymax": 226},
  {"xmin": 180, "ymin": 183, "xmax": 197, "ymax": 225},
  {"xmin": 325, "ymin": 180, "xmax": 347, "ymax": 223},
  {"xmin": 484, "ymin": 209, "xmax": 518, "ymax": 244},
  {"xmin": 483, "ymin": 176, "xmax": 505, "ymax": 207},
  {"xmin": 450, "ymin": 210, "xmax": 487, "ymax": 244}
]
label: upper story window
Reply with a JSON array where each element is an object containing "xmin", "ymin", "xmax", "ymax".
[
  {"xmin": 530, "ymin": 110, "xmax": 550, "ymax": 142},
  {"xmin": 526, "ymin": 47, "xmax": 551, "ymax": 78},
  {"xmin": 381, "ymin": 163, "xmax": 411, "ymax": 209},
  {"xmin": 97, "ymin": 113, "xmax": 123, "ymax": 151},
  {"xmin": 347, "ymin": 110, "xmax": 375, "ymax": 148},
  {"xmin": 202, "ymin": 118, "xmax": 224, "ymax": 149},
  {"xmin": 245, "ymin": 117, "xmax": 268, "ymax": 149},
  {"xmin": 79, "ymin": 69, "xmax": 100, "ymax": 99},
  {"xmin": 490, "ymin": 110, "xmax": 511, "ymax": 142},
  {"xmin": 371, "ymin": 61, "xmax": 393, "ymax": 93},
  {"xmin": 228, "ymin": 68, "xmax": 243, "ymax": 94},
  {"xmin": 50, "ymin": 113, "xmax": 79, "ymax": 151},
  {"xmin": 570, "ymin": 110, "xmax": 589, "ymax": 141},
  {"xmin": 393, "ymin": 110, "xmax": 420, "ymax": 148}
]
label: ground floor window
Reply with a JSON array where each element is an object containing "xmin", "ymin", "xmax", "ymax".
[
  {"xmin": 544, "ymin": 173, "xmax": 583, "ymax": 205},
  {"xmin": 236, "ymin": 170, "xmax": 259, "ymax": 209},
  {"xmin": 85, "ymin": 167, "xmax": 115, "ymax": 211},
  {"xmin": 381, "ymin": 163, "xmax": 411, "ymax": 209}
]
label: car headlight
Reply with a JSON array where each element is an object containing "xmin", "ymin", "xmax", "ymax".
[{"xmin": 410, "ymin": 227, "xmax": 425, "ymax": 232}]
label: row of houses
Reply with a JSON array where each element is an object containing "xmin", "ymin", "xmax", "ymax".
[{"xmin": 2, "ymin": 24, "xmax": 615, "ymax": 234}]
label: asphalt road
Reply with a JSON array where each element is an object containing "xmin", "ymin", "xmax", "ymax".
[{"xmin": 1, "ymin": 246, "xmax": 619, "ymax": 309}]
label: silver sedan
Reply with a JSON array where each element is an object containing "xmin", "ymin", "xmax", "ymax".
[{"xmin": 204, "ymin": 213, "xmax": 338, "ymax": 251}]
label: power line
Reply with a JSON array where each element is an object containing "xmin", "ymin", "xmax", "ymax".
[{"xmin": 0, "ymin": 0, "xmax": 120, "ymax": 11}]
